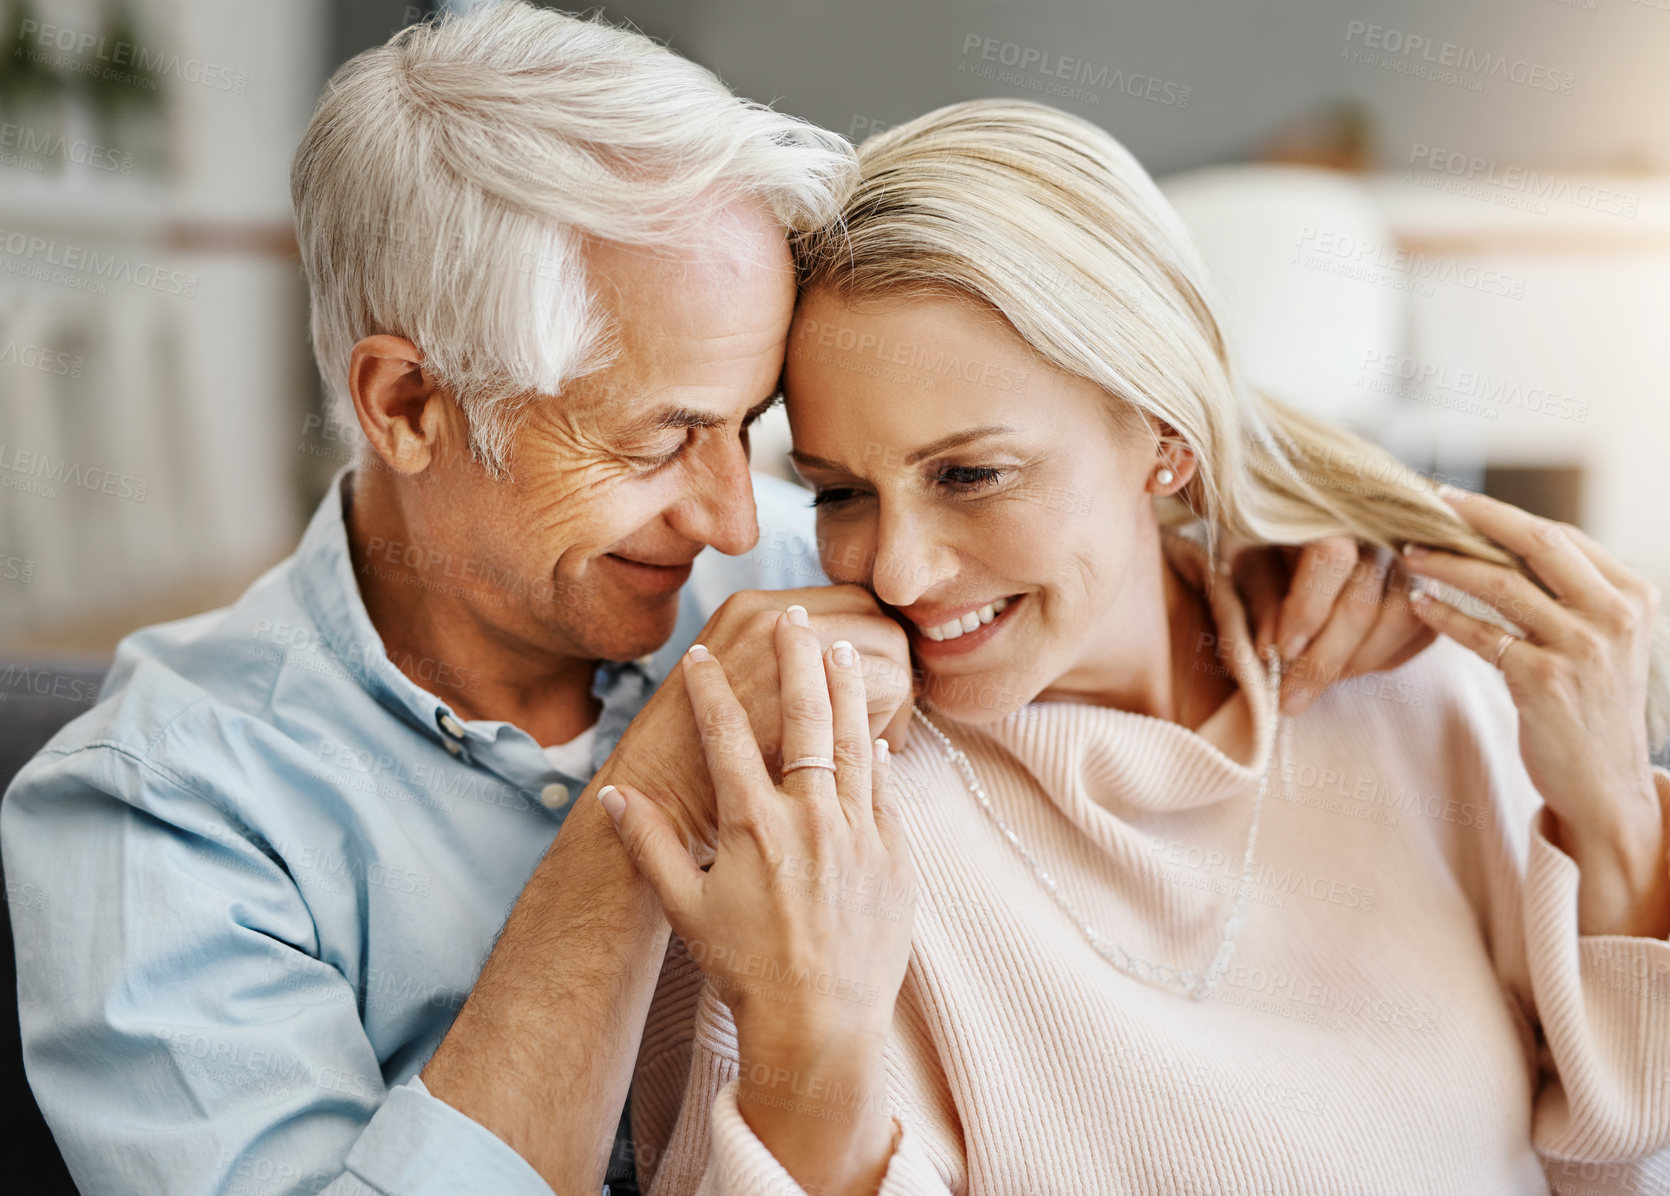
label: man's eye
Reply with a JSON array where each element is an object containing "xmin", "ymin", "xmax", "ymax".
[
  {"xmin": 635, "ymin": 438, "xmax": 688, "ymax": 470},
  {"xmin": 810, "ymin": 488, "xmax": 862, "ymax": 508},
  {"xmin": 745, "ymin": 395, "xmax": 784, "ymax": 428}
]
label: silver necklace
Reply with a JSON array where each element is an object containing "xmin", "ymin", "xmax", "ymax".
[{"xmin": 912, "ymin": 647, "xmax": 1289, "ymax": 1002}]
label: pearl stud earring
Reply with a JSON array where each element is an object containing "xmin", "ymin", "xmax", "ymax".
[{"xmin": 1155, "ymin": 467, "xmax": 1175, "ymax": 486}]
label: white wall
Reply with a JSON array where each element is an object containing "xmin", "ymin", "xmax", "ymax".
[{"xmin": 598, "ymin": 0, "xmax": 1670, "ymax": 175}]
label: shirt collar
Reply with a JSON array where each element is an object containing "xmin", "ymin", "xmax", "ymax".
[{"xmin": 291, "ymin": 468, "xmax": 667, "ymax": 789}]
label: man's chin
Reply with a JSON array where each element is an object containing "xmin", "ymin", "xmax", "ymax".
[{"xmin": 566, "ymin": 602, "xmax": 683, "ymax": 666}]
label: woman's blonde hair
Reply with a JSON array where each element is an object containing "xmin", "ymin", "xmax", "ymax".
[{"xmin": 793, "ymin": 99, "xmax": 1669, "ymax": 748}]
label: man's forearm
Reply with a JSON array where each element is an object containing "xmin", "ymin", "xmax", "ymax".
[{"xmin": 421, "ymin": 773, "xmax": 671, "ymax": 1193}]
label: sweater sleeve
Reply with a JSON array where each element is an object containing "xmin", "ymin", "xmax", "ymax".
[
  {"xmin": 634, "ymin": 971, "xmax": 949, "ymax": 1196},
  {"xmin": 1425, "ymin": 635, "xmax": 1670, "ymax": 1192},
  {"xmin": 1516, "ymin": 766, "xmax": 1670, "ymax": 1195}
]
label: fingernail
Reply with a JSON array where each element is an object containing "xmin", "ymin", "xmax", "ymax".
[
  {"xmin": 1436, "ymin": 483, "xmax": 1469, "ymax": 502},
  {"xmin": 832, "ymin": 640, "xmax": 855, "ymax": 667},
  {"xmin": 1280, "ymin": 633, "xmax": 1309, "ymax": 661},
  {"xmin": 874, "ymin": 738, "xmax": 889, "ymax": 761},
  {"xmin": 686, "ymin": 643, "xmax": 711, "ymax": 663},
  {"xmin": 785, "ymin": 604, "xmax": 810, "ymax": 628},
  {"xmin": 1282, "ymin": 687, "xmax": 1312, "ymax": 715},
  {"xmin": 1401, "ymin": 542, "xmax": 1428, "ymax": 560},
  {"xmin": 597, "ymin": 784, "xmax": 625, "ymax": 824}
]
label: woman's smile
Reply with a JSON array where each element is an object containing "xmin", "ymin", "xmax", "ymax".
[{"xmin": 900, "ymin": 592, "xmax": 1023, "ymax": 658}]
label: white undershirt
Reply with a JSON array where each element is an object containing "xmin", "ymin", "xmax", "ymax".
[{"xmin": 540, "ymin": 723, "xmax": 598, "ymax": 778}]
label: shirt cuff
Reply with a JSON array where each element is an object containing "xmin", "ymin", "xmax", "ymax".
[{"xmin": 341, "ymin": 1075, "xmax": 554, "ymax": 1196}]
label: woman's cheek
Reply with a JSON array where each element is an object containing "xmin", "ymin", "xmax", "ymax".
[{"xmin": 813, "ymin": 516, "xmax": 874, "ymax": 585}]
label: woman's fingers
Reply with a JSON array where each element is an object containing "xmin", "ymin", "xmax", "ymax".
[
  {"xmin": 1337, "ymin": 567, "xmax": 1438, "ymax": 678},
  {"xmin": 1400, "ymin": 547, "xmax": 1573, "ymax": 647},
  {"xmin": 1406, "ymin": 587, "xmax": 1545, "ymax": 680},
  {"xmin": 824, "ymin": 639, "xmax": 874, "ymax": 829},
  {"xmin": 1272, "ymin": 537, "xmax": 1359, "ymax": 662},
  {"xmin": 1227, "ymin": 543, "xmax": 1292, "ymax": 657},
  {"xmin": 599, "ymin": 782, "xmax": 705, "ymax": 925},
  {"xmin": 1282, "ymin": 545, "xmax": 1386, "ymax": 714},
  {"xmin": 775, "ymin": 605, "xmax": 838, "ymax": 803},
  {"xmin": 681, "ymin": 643, "xmax": 775, "ymax": 827},
  {"xmin": 1558, "ymin": 523, "xmax": 1663, "ymax": 614},
  {"xmin": 869, "ymin": 737, "xmax": 908, "ymax": 854},
  {"xmin": 1437, "ymin": 488, "xmax": 1608, "ymax": 604}
]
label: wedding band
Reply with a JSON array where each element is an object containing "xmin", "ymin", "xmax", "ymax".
[
  {"xmin": 782, "ymin": 756, "xmax": 837, "ymax": 774},
  {"xmin": 1490, "ymin": 632, "xmax": 1518, "ymax": 669}
]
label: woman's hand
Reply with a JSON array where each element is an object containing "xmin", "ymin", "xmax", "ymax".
[
  {"xmin": 601, "ymin": 604, "xmax": 917, "ymax": 1195},
  {"xmin": 591, "ymin": 585, "xmax": 915, "ymax": 860},
  {"xmin": 1221, "ymin": 535, "xmax": 1436, "ymax": 715},
  {"xmin": 1401, "ymin": 487, "xmax": 1669, "ymax": 938}
]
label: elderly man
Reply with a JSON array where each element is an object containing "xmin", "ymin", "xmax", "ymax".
[{"xmin": 1, "ymin": 5, "xmax": 1428, "ymax": 1194}]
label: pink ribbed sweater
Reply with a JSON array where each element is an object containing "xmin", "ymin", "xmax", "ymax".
[{"xmin": 631, "ymin": 551, "xmax": 1670, "ymax": 1195}]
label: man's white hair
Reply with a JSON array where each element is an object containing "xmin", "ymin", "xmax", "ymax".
[{"xmin": 291, "ymin": 0, "xmax": 855, "ymax": 476}]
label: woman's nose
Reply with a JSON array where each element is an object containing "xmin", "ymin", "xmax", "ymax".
[{"xmin": 870, "ymin": 509, "xmax": 955, "ymax": 609}]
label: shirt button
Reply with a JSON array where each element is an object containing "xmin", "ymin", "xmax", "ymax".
[
  {"xmin": 442, "ymin": 738, "xmax": 463, "ymax": 757},
  {"xmin": 438, "ymin": 713, "xmax": 465, "ymax": 739},
  {"xmin": 540, "ymin": 782, "xmax": 572, "ymax": 811}
]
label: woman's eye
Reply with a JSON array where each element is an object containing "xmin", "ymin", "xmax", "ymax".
[{"xmin": 936, "ymin": 465, "xmax": 1005, "ymax": 490}]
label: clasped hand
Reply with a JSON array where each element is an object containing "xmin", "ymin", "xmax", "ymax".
[{"xmin": 601, "ymin": 605, "xmax": 916, "ymax": 1191}]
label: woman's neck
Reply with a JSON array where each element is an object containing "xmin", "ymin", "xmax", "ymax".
[
  {"xmin": 1162, "ymin": 558, "xmax": 1238, "ymax": 731},
  {"xmin": 1032, "ymin": 534, "xmax": 1238, "ymax": 731}
]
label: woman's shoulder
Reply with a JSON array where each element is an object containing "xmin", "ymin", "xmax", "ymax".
[
  {"xmin": 1312, "ymin": 633, "xmax": 1516, "ymax": 743},
  {"xmin": 1303, "ymin": 634, "xmax": 1547, "ymax": 840}
]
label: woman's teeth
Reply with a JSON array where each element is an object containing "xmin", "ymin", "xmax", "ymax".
[{"xmin": 921, "ymin": 596, "xmax": 1011, "ymax": 642}]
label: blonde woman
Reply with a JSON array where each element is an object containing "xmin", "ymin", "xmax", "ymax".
[{"xmin": 601, "ymin": 100, "xmax": 1670, "ymax": 1194}]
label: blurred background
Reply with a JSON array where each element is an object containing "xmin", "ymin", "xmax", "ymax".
[
  {"xmin": 1, "ymin": 0, "xmax": 1668, "ymax": 1184},
  {"xmin": 1, "ymin": 0, "xmax": 1668, "ymax": 662}
]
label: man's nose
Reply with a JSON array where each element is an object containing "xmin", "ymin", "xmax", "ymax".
[{"xmin": 673, "ymin": 436, "xmax": 759, "ymax": 556}]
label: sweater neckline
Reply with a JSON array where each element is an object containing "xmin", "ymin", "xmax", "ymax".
[{"xmin": 936, "ymin": 535, "xmax": 1280, "ymax": 815}]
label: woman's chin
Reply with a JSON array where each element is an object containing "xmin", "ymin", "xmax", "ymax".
[{"xmin": 917, "ymin": 666, "xmax": 1036, "ymax": 724}]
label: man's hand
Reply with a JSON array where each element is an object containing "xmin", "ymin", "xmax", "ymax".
[
  {"xmin": 598, "ymin": 585, "xmax": 913, "ymax": 854},
  {"xmin": 1228, "ymin": 537, "xmax": 1436, "ymax": 715}
]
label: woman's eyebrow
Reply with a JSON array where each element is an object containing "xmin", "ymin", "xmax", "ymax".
[
  {"xmin": 903, "ymin": 425, "xmax": 1017, "ymax": 464},
  {"xmin": 787, "ymin": 449, "xmax": 851, "ymax": 475},
  {"xmin": 790, "ymin": 425, "xmax": 1019, "ymax": 476}
]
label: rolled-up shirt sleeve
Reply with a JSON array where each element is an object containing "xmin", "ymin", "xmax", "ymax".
[{"xmin": 2, "ymin": 746, "xmax": 552, "ymax": 1196}]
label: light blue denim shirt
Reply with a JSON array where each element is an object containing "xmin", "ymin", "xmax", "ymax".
[{"xmin": 1, "ymin": 467, "xmax": 826, "ymax": 1195}]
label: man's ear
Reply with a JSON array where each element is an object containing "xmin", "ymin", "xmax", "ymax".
[{"xmin": 347, "ymin": 335, "xmax": 459, "ymax": 475}]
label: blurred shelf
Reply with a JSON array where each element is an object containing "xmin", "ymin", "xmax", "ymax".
[
  {"xmin": 0, "ymin": 175, "xmax": 296, "ymax": 255},
  {"xmin": 1368, "ymin": 171, "xmax": 1670, "ymax": 252}
]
